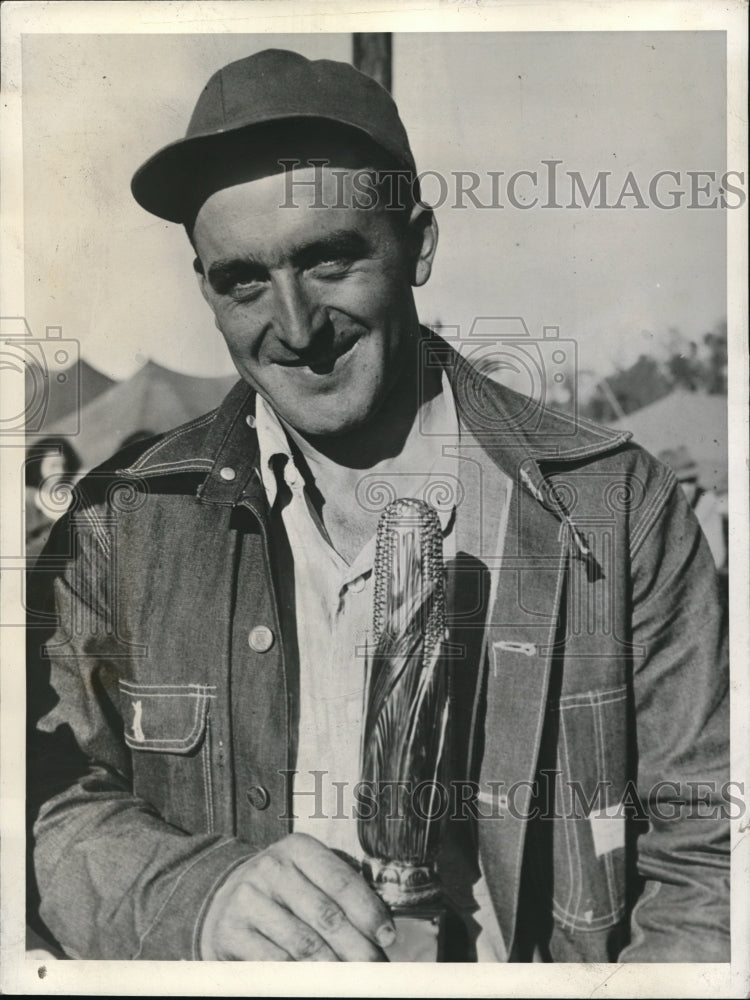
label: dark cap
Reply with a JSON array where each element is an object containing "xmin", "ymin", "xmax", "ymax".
[{"xmin": 131, "ymin": 48, "xmax": 417, "ymax": 224}]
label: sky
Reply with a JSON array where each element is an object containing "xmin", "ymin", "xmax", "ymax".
[{"xmin": 21, "ymin": 31, "xmax": 728, "ymax": 382}]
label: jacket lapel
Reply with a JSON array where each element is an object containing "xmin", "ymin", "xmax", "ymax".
[
  {"xmin": 477, "ymin": 485, "xmax": 567, "ymax": 953},
  {"xmin": 441, "ymin": 335, "xmax": 571, "ymax": 951}
]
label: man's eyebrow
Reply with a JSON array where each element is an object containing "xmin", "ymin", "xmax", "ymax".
[
  {"xmin": 287, "ymin": 230, "xmax": 371, "ymax": 267},
  {"xmin": 206, "ymin": 255, "xmax": 264, "ymax": 289},
  {"xmin": 205, "ymin": 230, "xmax": 372, "ymax": 291}
]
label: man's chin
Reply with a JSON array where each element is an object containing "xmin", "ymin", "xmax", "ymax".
[{"xmin": 280, "ymin": 404, "xmax": 379, "ymax": 441}]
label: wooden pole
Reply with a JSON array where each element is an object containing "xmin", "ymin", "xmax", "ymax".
[{"xmin": 352, "ymin": 33, "xmax": 392, "ymax": 93}]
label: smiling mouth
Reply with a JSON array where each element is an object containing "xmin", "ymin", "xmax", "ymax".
[{"xmin": 276, "ymin": 335, "xmax": 360, "ymax": 375}]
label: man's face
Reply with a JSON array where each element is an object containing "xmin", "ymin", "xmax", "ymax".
[{"xmin": 193, "ymin": 166, "xmax": 435, "ymax": 437}]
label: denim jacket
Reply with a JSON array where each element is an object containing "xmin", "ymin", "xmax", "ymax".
[{"xmin": 27, "ymin": 337, "xmax": 729, "ymax": 962}]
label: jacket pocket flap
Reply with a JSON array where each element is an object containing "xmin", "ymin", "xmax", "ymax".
[{"xmin": 119, "ymin": 681, "xmax": 215, "ymax": 754}]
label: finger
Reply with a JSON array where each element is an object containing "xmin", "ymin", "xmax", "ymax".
[
  {"xmin": 256, "ymin": 842, "xmax": 388, "ymax": 960},
  {"xmin": 287, "ymin": 834, "xmax": 395, "ymax": 950},
  {"xmin": 278, "ymin": 864, "xmax": 387, "ymax": 961},
  {"xmin": 239, "ymin": 882, "xmax": 340, "ymax": 962},
  {"xmin": 214, "ymin": 926, "xmax": 292, "ymax": 961}
]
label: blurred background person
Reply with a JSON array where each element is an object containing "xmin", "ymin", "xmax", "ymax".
[{"xmin": 25, "ymin": 437, "xmax": 81, "ymax": 562}]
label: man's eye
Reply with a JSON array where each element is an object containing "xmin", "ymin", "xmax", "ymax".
[
  {"xmin": 310, "ymin": 258, "xmax": 353, "ymax": 277},
  {"xmin": 228, "ymin": 280, "xmax": 266, "ymax": 301}
]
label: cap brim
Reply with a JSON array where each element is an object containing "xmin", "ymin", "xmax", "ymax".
[{"xmin": 131, "ymin": 113, "xmax": 415, "ymax": 224}]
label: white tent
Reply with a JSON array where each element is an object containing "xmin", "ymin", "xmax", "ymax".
[
  {"xmin": 609, "ymin": 389, "xmax": 727, "ymax": 493},
  {"xmin": 47, "ymin": 361, "xmax": 238, "ymax": 473}
]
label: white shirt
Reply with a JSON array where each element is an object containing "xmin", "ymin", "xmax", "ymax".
[{"xmin": 255, "ymin": 378, "xmax": 508, "ymax": 960}]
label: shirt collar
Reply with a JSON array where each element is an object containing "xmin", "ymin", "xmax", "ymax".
[
  {"xmin": 255, "ymin": 372, "xmax": 460, "ymax": 530},
  {"xmin": 255, "ymin": 395, "xmax": 295, "ymax": 509}
]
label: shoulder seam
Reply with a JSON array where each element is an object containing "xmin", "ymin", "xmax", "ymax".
[
  {"xmin": 72, "ymin": 485, "xmax": 112, "ymax": 558},
  {"xmin": 630, "ymin": 467, "xmax": 677, "ymax": 559}
]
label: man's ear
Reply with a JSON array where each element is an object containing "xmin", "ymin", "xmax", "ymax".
[
  {"xmin": 193, "ymin": 257, "xmax": 222, "ymax": 330},
  {"xmin": 193, "ymin": 257, "xmax": 210, "ymax": 302},
  {"xmin": 407, "ymin": 204, "xmax": 438, "ymax": 287}
]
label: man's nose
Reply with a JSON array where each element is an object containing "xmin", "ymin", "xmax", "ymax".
[{"xmin": 271, "ymin": 272, "xmax": 327, "ymax": 352}]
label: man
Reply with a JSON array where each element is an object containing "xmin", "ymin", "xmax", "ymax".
[
  {"xmin": 27, "ymin": 49, "xmax": 729, "ymax": 962},
  {"xmin": 24, "ymin": 437, "xmax": 81, "ymax": 562}
]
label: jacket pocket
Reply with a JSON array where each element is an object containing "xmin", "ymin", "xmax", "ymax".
[
  {"xmin": 119, "ymin": 681, "xmax": 217, "ymax": 833},
  {"xmin": 548, "ymin": 685, "xmax": 628, "ymax": 933},
  {"xmin": 120, "ymin": 681, "xmax": 213, "ymax": 753}
]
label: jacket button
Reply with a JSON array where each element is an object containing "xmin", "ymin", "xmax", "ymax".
[
  {"xmin": 246, "ymin": 785, "xmax": 270, "ymax": 810},
  {"xmin": 219, "ymin": 466, "xmax": 236, "ymax": 481},
  {"xmin": 248, "ymin": 625, "xmax": 274, "ymax": 653}
]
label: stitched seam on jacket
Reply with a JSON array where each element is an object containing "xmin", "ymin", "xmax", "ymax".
[
  {"xmin": 554, "ymin": 687, "xmax": 627, "ymax": 710},
  {"xmin": 528, "ymin": 402, "xmax": 631, "ymax": 443},
  {"xmin": 552, "ymin": 894, "xmax": 624, "ymax": 928},
  {"xmin": 203, "ymin": 715, "xmax": 215, "ymax": 834},
  {"xmin": 120, "ymin": 685, "xmax": 212, "ymax": 750},
  {"xmin": 120, "ymin": 682, "xmax": 217, "ymax": 694},
  {"xmin": 630, "ymin": 477, "xmax": 670, "ymax": 553},
  {"xmin": 552, "ymin": 690, "xmax": 627, "ymax": 931},
  {"xmin": 127, "ymin": 411, "xmax": 218, "ymax": 469},
  {"xmin": 77, "ymin": 495, "xmax": 111, "ymax": 557},
  {"xmin": 551, "ymin": 901, "xmax": 624, "ymax": 929},
  {"xmin": 568, "ymin": 709, "xmax": 586, "ymax": 926},
  {"xmin": 593, "ymin": 692, "xmax": 620, "ymax": 923},
  {"xmin": 558, "ymin": 693, "xmax": 627, "ymax": 710},
  {"xmin": 541, "ymin": 431, "xmax": 631, "ymax": 461},
  {"xmin": 127, "ymin": 459, "xmax": 214, "ymax": 475},
  {"xmin": 630, "ymin": 472, "xmax": 676, "ymax": 558},
  {"xmin": 557, "ymin": 708, "xmax": 578, "ymax": 928}
]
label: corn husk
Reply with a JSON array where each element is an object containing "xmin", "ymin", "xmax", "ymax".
[{"xmin": 358, "ymin": 499, "xmax": 449, "ymax": 867}]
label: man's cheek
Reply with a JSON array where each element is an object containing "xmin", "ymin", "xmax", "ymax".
[
  {"xmin": 218, "ymin": 315, "xmax": 261, "ymax": 353},
  {"xmin": 328, "ymin": 274, "xmax": 394, "ymax": 316}
]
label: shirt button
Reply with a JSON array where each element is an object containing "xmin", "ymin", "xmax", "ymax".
[
  {"xmin": 246, "ymin": 785, "xmax": 270, "ymax": 810},
  {"xmin": 349, "ymin": 576, "xmax": 366, "ymax": 594},
  {"xmin": 220, "ymin": 466, "xmax": 236, "ymax": 482},
  {"xmin": 248, "ymin": 625, "xmax": 275, "ymax": 653},
  {"xmin": 283, "ymin": 464, "xmax": 299, "ymax": 488}
]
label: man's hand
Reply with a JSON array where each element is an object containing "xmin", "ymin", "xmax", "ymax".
[{"xmin": 200, "ymin": 833, "xmax": 397, "ymax": 961}]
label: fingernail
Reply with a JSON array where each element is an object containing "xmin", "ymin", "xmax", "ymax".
[{"xmin": 376, "ymin": 924, "xmax": 397, "ymax": 948}]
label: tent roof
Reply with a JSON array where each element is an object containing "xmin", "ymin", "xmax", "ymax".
[
  {"xmin": 47, "ymin": 360, "xmax": 238, "ymax": 472},
  {"xmin": 26, "ymin": 358, "xmax": 115, "ymax": 432},
  {"xmin": 609, "ymin": 389, "xmax": 728, "ymax": 492}
]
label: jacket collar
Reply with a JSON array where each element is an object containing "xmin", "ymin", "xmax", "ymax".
[
  {"xmin": 115, "ymin": 378, "xmax": 262, "ymax": 507},
  {"xmin": 115, "ymin": 333, "xmax": 631, "ymax": 518}
]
